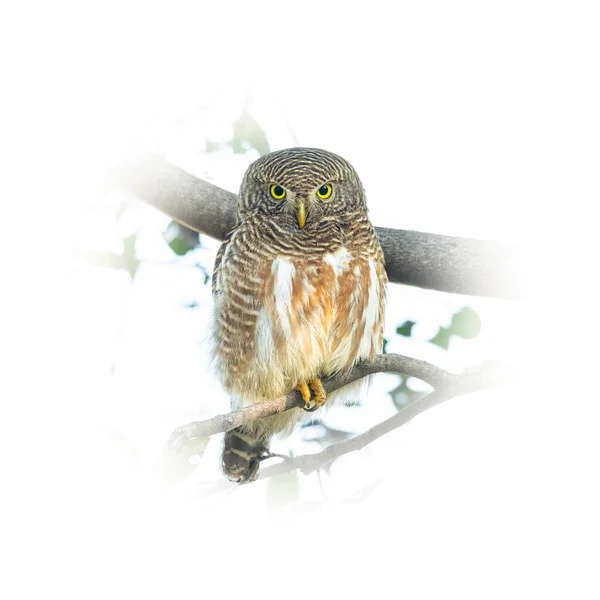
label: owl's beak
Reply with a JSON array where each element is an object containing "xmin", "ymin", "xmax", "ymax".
[{"xmin": 296, "ymin": 201, "xmax": 306, "ymax": 229}]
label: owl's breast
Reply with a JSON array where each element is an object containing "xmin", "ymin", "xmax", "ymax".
[
  {"xmin": 257, "ymin": 246, "xmax": 385, "ymax": 388},
  {"xmin": 213, "ymin": 241, "xmax": 386, "ymax": 403}
]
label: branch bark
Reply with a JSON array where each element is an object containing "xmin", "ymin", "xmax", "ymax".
[
  {"xmin": 115, "ymin": 154, "xmax": 523, "ymax": 299},
  {"xmin": 259, "ymin": 363, "xmax": 510, "ymax": 480},
  {"xmin": 164, "ymin": 353, "xmax": 452, "ymax": 455},
  {"xmin": 161, "ymin": 354, "xmax": 510, "ymax": 488},
  {"xmin": 167, "ymin": 360, "xmax": 510, "ymax": 491}
]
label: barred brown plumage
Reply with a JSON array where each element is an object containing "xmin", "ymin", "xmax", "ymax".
[{"xmin": 212, "ymin": 148, "xmax": 387, "ymax": 483}]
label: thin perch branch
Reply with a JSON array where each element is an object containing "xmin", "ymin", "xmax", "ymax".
[
  {"xmin": 259, "ymin": 363, "xmax": 511, "ymax": 480},
  {"xmin": 164, "ymin": 353, "xmax": 453, "ymax": 455},
  {"xmin": 115, "ymin": 154, "xmax": 523, "ymax": 299},
  {"xmin": 173, "ymin": 361, "xmax": 511, "ymax": 492}
]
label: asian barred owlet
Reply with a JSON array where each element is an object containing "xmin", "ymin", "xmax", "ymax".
[{"xmin": 212, "ymin": 148, "xmax": 387, "ymax": 482}]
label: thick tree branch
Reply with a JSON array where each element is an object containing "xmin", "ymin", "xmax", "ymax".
[
  {"xmin": 116, "ymin": 154, "xmax": 522, "ymax": 299},
  {"xmin": 164, "ymin": 353, "xmax": 452, "ymax": 456}
]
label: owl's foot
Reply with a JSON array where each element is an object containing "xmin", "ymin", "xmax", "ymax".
[
  {"xmin": 309, "ymin": 378, "xmax": 327, "ymax": 408},
  {"xmin": 296, "ymin": 378, "xmax": 327, "ymax": 412},
  {"xmin": 295, "ymin": 382, "xmax": 312, "ymax": 409}
]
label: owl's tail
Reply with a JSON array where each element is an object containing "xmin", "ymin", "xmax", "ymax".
[{"xmin": 221, "ymin": 426, "xmax": 268, "ymax": 483}]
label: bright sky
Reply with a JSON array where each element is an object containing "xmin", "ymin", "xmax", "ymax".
[{"xmin": 8, "ymin": 1, "xmax": 599, "ymax": 597}]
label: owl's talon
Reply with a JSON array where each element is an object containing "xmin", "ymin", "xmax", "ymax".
[
  {"xmin": 295, "ymin": 382, "xmax": 312, "ymax": 410},
  {"xmin": 309, "ymin": 378, "xmax": 327, "ymax": 407},
  {"xmin": 297, "ymin": 378, "xmax": 327, "ymax": 412}
]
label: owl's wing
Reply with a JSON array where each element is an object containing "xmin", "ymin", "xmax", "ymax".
[{"xmin": 212, "ymin": 235, "xmax": 230, "ymax": 297}]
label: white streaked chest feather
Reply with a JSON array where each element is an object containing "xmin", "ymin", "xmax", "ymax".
[{"xmin": 254, "ymin": 247, "xmax": 385, "ymax": 383}]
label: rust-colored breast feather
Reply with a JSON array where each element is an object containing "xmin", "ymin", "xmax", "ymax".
[{"xmin": 212, "ymin": 223, "xmax": 387, "ymax": 418}]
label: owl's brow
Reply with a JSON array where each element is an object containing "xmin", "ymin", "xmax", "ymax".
[
  {"xmin": 253, "ymin": 171, "xmax": 345, "ymax": 186},
  {"xmin": 281, "ymin": 169, "xmax": 343, "ymax": 183},
  {"xmin": 264, "ymin": 177, "xmax": 338, "ymax": 186},
  {"xmin": 249, "ymin": 150, "xmax": 354, "ymax": 183}
]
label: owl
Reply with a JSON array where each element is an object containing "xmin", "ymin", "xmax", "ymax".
[{"xmin": 211, "ymin": 148, "xmax": 387, "ymax": 482}]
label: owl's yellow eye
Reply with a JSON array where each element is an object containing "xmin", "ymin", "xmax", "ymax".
[
  {"xmin": 270, "ymin": 184, "xmax": 286, "ymax": 200},
  {"xmin": 316, "ymin": 184, "xmax": 333, "ymax": 200}
]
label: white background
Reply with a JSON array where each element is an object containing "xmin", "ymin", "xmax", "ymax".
[{"xmin": 4, "ymin": 1, "xmax": 599, "ymax": 598}]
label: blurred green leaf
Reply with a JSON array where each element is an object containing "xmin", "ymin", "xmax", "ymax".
[
  {"xmin": 382, "ymin": 337, "xmax": 389, "ymax": 354},
  {"xmin": 122, "ymin": 233, "xmax": 140, "ymax": 278},
  {"xmin": 428, "ymin": 326, "xmax": 452, "ymax": 350},
  {"xmin": 230, "ymin": 137, "xmax": 244, "ymax": 154},
  {"xmin": 450, "ymin": 306, "xmax": 482, "ymax": 339},
  {"xmin": 86, "ymin": 241, "xmax": 139, "ymax": 278},
  {"xmin": 168, "ymin": 237, "xmax": 192, "ymax": 256},
  {"xmin": 230, "ymin": 109, "xmax": 270, "ymax": 157},
  {"xmin": 193, "ymin": 263, "xmax": 211, "ymax": 286},
  {"xmin": 427, "ymin": 307, "xmax": 481, "ymax": 350},
  {"xmin": 396, "ymin": 320, "xmax": 416, "ymax": 337},
  {"xmin": 164, "ymin": 221, "xmax": 200, "ymax": 256}
]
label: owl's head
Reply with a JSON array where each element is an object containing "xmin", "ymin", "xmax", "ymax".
[{"xmin": 238, "ymin": 147, "xmax": 366, "ymax": 231}]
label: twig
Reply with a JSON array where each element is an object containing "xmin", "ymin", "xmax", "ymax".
[
  {"xmin": 164, "ymin": 353, "xmax": 453, "ymax": 455},
  {"xmin": 259, "ymin": 362, "xmax": 511, "ymax": 480},
  {"xmin": 174, "ymin": 361, "xmax": 511, "ymax": 493}
]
